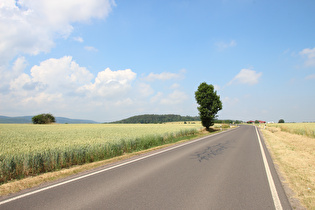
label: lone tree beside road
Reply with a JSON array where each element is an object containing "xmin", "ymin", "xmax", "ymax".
[
  {"xmin": 32, "ymin": 113, "xmax": 56, "ymax": 124},
  {"xmin": 195, "ymin": 82, "xmax": 222, "ymax": 131}
]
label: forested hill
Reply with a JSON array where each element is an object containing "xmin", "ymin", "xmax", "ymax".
[{"xmin": 111, "ymin": 114, "xmax": 200, "ymax": 124}]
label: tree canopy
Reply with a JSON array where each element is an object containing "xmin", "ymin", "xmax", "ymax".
[
  {"xmin": 111, "ymin": 114, "xmax": 200, "ymax": 124},
  {"xmin": 32, "ymin": 113, "xmax": 56, "ymax": 124},
  {"xmin": 195, "ymin": 82, "xmax": 222, "ymax": 130},
  {"xmin": 278, "ymin": 119, "xmax": 285, "ymax": 123}
]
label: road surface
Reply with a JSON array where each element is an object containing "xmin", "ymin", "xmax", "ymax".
[{"xmin": 0, "ymin": 125, "xmax": 291, "ymax": 209}]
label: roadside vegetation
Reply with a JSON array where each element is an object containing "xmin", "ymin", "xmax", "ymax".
[
  {"xmin": 261, "ymin": 123, "xmax": 315, "ymax": 209},
  {"xmin": 267, "ymin": 123, "xmax": 315, "ymax": 138},
  {"xmin": 0, "ymin": 123, "xmax": 203, "ymax": 184},
  {"xmin": 195, "ymin": 82, "xmax": 222, "ymax": 131}
]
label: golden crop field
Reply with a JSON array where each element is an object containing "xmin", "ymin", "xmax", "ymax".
[
  {"xmin": 262, "ymin": 123, "xmax": 315, "ymax": 209},
  {"xmin": 266, "ymin": 123, "xmax": 315, "ymax": 138},
  {"xmin": 0, "ymin": 123, "xmax": 202, "ymax": 183}
]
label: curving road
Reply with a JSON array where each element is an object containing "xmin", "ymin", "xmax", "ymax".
[{"xmin": 0, "ymin": 125, "xmax": 291, "ymax": 209}]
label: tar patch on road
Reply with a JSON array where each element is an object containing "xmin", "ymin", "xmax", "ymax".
[{"xmin": 191, "ymin": 140, "xmax": 234, "ymax": 162}]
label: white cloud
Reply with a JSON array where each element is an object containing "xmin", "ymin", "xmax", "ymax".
[
  {"xmin": 213, "ymin": 84, "xmax": 220, "ymax": 91},
  {"xmin": 228, "ymin": 69, "xmax": 262, "ymax": 85},
  {"xmin": 84, "ymin": 46, "xmax": 98, "ymax": 52},
  {"xmin": 81, "ymin": 68, "xmax": 136, "ymax": 97},
  {"xmin": 31, "ymin": 56, "xmax": 94, "ymax": 90},
  {"xmin": 222, "ymin": 97, "xmax": 239, "ymax": 106},
  {"xmin": 0, "ymin": 56, "xmax": 141, "ymax": 121},
  {"xmin": 6, "ymin": 56, "xmax": 137, "ymax": 103},
  {"xmin": 215, "ymin": 40, "xmax": 237, "ymax": 51},
  {"xmin": 300, "ymin": 47, "xmax": 315, "ymax": 67},
  {"xmin": 137, "ymin": 83, "xmax": 154, "ymax": 97},
  {"xmin": 0, "ymin": 55, "xmax": 194, "ymax": 121},
  {"xmin": 0, "ymin": 57, "xmax": 28, "ymax": 93},
  {"xmin": 150, "ymin": 90, "xmax": 188, "ymax": 105},
  {"xmin": 170, "ymin": 83, "xmax": 180, "ymax": 89},
  {"xmin": 150, "ymin": 92, "xmax": 163, "ymax": 103},
  {"xmin": 73, "ymin": 37, "xmax": 84, "ymax": 43},
  {"xmin": 144, "ymin": 69, "xmax": 185, "ymax": 81},
  {"xmin": 305, "ymin": 74, "xmax": 315, "ymax": 80},
  {"xmin": 160, "ymin": 90, "xmax": 188, "ymax": 105},
  {"xmin": 0, "ymin": 0, "xmax": 115, "ymax": 64}
]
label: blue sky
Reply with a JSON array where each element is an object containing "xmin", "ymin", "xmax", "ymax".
[{"xmin": 1, "ymin": 0, "xmax": 314, "ymax": 122}]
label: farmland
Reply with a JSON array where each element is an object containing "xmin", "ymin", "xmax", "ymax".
[
  {"xmin": 266, "ymin": 123, "xmax": 315, "ymax": 138},
  {"xmin": 261, "ymin": 123, "xmax": 315, "ymax": 209},
  {"xmin": 0, "ymin": 123, "xmax": 202, "ymax": 183}
]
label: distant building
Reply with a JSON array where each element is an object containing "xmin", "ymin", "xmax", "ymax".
[{"xmin": 246, "ymin": 120, "xmax": 266, "ymax": 124}]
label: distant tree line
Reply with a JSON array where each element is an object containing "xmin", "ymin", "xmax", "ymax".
[
  {"xmin": 214, "ymin": 119, "xmax": 243, "ymax": 124},
  {"xmin": 111, "ymin": 114, "xmax": 200, "ymax": 124},
  {"xmin": 110, "ymin": 114, "xmax": 242, "ymax": 124}
]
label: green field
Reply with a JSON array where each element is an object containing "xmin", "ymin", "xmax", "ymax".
[{"xmin": 0, "ymin": 123, "xmax": 202, "ymax": 183}]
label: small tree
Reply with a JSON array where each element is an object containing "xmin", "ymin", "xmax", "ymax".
[
  {"xmin": 195, "ymin": 82, "xmax": 222, "ymax": 131},
  {"xmin": 32, "ymin": 113, "xmax": 56, "ymax": 124},
  {"xmin": 255, "ymin": 120, "xmax": 260, "ymax": 124},
  {"xmin": 278, "ymin": 119, "xmax": 285, "ymax": 123}
]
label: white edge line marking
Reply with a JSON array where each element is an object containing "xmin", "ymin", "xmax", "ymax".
[
  {"xmin": 255, "ymin": 126, "xmax": 283, "ymax": 210},
  {"xmin": 0, "ymin": 128, "xmax": 237, "ymax": 206}
]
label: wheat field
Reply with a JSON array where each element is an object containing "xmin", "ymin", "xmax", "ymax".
[
  {"xmin": 266, "ymin": 123, "xmax": 315, "ymax": 138},
  {"xmin": 262, "ymin": 123, "xmax": 315, "ymax": 209},
  {"xmin": 0, "ymin": 123, "xmax": 202, "ymax": 183}
]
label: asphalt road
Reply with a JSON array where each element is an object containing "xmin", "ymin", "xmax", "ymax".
[{"xmin": 0, "ymin": 125, "xmax": 291, "ymax": 209}]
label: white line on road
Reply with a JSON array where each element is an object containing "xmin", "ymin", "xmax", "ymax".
[{"xmin": 255, "ymin": 126, "xmax": 283, "ymax": 210}]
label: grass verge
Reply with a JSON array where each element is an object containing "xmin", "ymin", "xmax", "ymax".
[
  {"xmin": 261, "ymin": 127, "xmax": 314, "ymax": 209},
  {"xmin": 0, "ymin": 128, "xmax": 220, "ymax": 196}
]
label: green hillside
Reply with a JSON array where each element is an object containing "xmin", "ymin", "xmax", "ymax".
[{"xmin": 111, "ymin": 114, "xmax": 200, "ymax": 124}]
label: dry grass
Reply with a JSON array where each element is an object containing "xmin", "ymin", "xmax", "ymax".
[
  {"xmin": 261, "ymin": 126, "xmax": 315, "ymax": 209},
  {"xmin": 267, "ymin": 123, "xmax": 315, "ymax": 138}
]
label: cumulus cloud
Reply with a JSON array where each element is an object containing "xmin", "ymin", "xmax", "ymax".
[
  {"xmin": 222, "ymin": 97, "xmax": 239, "ymax": 106},
  {"xmin": 305, "ymin": 74, "xmax": 315, "ymax": 80},
  {"xmin": 0, "ymin": 0, "xmax": 115, "ymax": 64},
  {"xmin": 215, "ymin": 40, "xmax": 237, "ymax": 51},
  {"xmin": 84, "ymin": 46, "xmax": 98, "ymax": 52},
  {"xmin": 73, "ymin": 37, "xmax": 84, "ymax": 43},
  {"xmin": 300, "ymin": 47, "xmax": 315, "ymax": 67},
  {"xmin": 150, "ymin": 90, "xmax": 188, "ymax": 105},
  {"xmin": 213, "ymin": 84, "xmax": 220, "ymax": 91},
  {"xmin": 0, "ymin": 55, "xmax": 193, "ymax": 121},
  {"xmin": 81, "ymin": 68, "xmax": 136, "ymax": 97},
  {"xmin": 9, "ymin": 56, "xmax": 94, "ymax": 98},
  {"xmin": 137, "ymin": 83, "xmax": 154, "ymax": 97},
  {"xmin": 170, "ymin": 83, "xmax": 180, "ymax": 89},
  {"xmin": 160, "ymin": 90, "xmax": 188, "ymax": 105},
  {"xmin": 228, "ymin": 69, "xmax": 262, "ymax": 85},
  {"xmin": 1, "ymin": 56, "xmax": 137, "ymax": 118},
  {"xmin": 144, "ymin": 69, "xmax": 186, "ymax": 81}
]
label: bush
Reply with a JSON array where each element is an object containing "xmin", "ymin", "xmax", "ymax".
[
  {"xmin": 278, "ymin": 119, "xmax": 285, "ymax": 123},
  {"xmin": 32, "ymin": 113, "xmax": 56, "ymax": 124}
]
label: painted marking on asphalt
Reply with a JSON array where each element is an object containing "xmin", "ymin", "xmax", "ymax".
[
  {"xmin": 0, "ymin": 128, "xmax": 238, "ymax": 206},
  {"xmin": 255, "ymin": 126, "xmax": 283, "ymax": 210}
]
